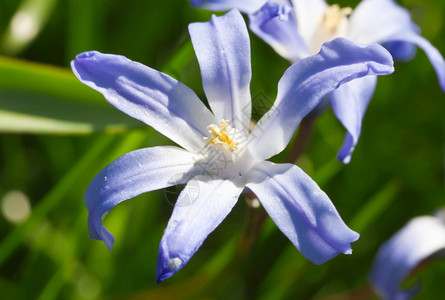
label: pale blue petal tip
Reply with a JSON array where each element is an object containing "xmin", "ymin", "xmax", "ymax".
[
  {"xmin": 156, "ymin": 246, "xmax": 184, "ymax": 284},
  {"xmin": 337, "ymin": 147, "xmax": 353, "ymax": 164},
  {"xmin": 87, "ymin": 225, "xmax": 114, "ymax": 250},
  {"xmin": 76, "ymin": 51, "xmax": 98, "ymax": 60},
  {"xmin": 336, "ymin": 126, "xmax": 357, "ymax": 164},
  {"xmin": 190, "ymin": 0, "xmax": 205, "ymax": 6},
  {"xmin": 101, "ymin": 229, "xmax": 115, "ymax": 251}
]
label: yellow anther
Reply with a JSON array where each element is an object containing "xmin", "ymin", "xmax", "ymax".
[
  {"xmin": 204, "ymin": 120, "xmax": 238, "ymax": 151},
  {"xmin": 322, "ymin": 4, "xmax": 352, "ymax": 34}
]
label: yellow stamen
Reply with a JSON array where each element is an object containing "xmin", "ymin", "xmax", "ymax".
[
  {"xmin": 322, "ymin": 4, "xmax": 352, "ymax": 34},
  {"xmin": 204, "ymin": 120, "xmax": 238, "ymax": 151}
]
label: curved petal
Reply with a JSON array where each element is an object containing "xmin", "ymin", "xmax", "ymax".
[
  {"xmin": 156, "ymin": 176, "xmax": 244, "ymax": 282},
  {"xmin": 85, "ymin": 146, "xmax": 204, "ymax": 250},
  {"xmin": 189, "ymin": 9, "xmax": 252, "ymax": 134},
  {"xmin": 384, "ymin": 41, "xmax": 417, "ymax": 62},
  {"xmin": 349, "ymin": 0, "xmax": 445, "ymax": 91},
  {"xmin": 190, "ymin": 0, "xmax": 268, "ymax": 14},
  {"xmin": 71, "ymin": 51, "xmax": 217, "ymax": 153},
  {"xmin": 248, "ymin": 38, "xmax": 394, "ymax": 161},
  {"xmin": 370, "ymin": 215, "xmax": 445, "ymax": 300},
  {"xmin": 291, "ymin": 0, "xmax": 327, "ymax": 45},
  {"xmin": 246, "ymin": 161, "xmax": 359, "ymax": 264},
  {"xmin": 190, "ymin": 0, "xmax": 292, "ymax": 14},
  {"xmin": 330, "ymin": 76, "xmax": 377, "ymax": 164},
  {"xmin": 382, "ymin": 31, "xmax": 445, "ymax": 91},
  {"xmin": 349, "ymin": 0, "xmax": 416, "ymax": 44},
  {"xmin": 249, "ymin": 2, "xmax": 309, "ymax": 62}
]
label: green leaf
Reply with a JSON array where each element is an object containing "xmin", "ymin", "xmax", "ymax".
[
  {"xmin": 349, "ymin": 179, "xmax": 402, "ymax": 233},
  {"xmin": 0, "ymin": 57, "xmax": 141, "ymax": 134},
  {"xmin": 0, "ymin": 134, "xmax": 115, "ymax": 266}
]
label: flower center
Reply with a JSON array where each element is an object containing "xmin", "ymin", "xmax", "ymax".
[
  {"xmin": 321, "ymin": 4, "xmax": 352, "ymax": 34},
  {"xmin": 309, "ymin": 4, "xmax": 352, "ymax": 54},
  {"xmin": 204, "ymin": 120, "xmax": 238, "ymax": 152}
]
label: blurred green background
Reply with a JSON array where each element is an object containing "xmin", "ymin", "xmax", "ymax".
[{"xmin": 0, "ymin": 0, "xmax": 444, "ymax": 299}]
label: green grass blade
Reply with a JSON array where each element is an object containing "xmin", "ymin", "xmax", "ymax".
[
  {"xmin": 0, "ymin": 134, "xmax": 115, "ymax": 265},
  {"xmin": 0, "ymin": 57, "xmax": 141, "ymax": 134},
  {"xmin": 349, "ymin": 179, "xmax": 402, "ymax": 233}
]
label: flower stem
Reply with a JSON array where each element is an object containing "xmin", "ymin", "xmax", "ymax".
[
  {"xmin": 234, "ymin": 110, "xmax": 323, "ymax": 267},
  {"xmin": 237, "ymin": 193, "xmax": 268, "ymax": 259},
  {"xmin": 285, "ymin": 109, "xmax": 320, "ymax": 164}
]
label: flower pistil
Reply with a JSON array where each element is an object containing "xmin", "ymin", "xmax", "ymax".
[
  {"xmin": 204, "ymin": 119, "xmax": 238, "ymax": 151},
  {"xmin": 310, "ymin": 4, "xmax": 352, "ymax": 54},
  {"xmin": 322, "ymin": 4, "xmax": 352, "ymax": 34}
]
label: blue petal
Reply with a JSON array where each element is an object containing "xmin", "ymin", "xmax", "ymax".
[
  {"xmin": 350, "ymin": 0, "xmax": 445, "ymax": 91},
  {"xmin": 156, "ymin": 176, "xmax": 243, "ymax": 283},
  {"xmin": 246, "ymin": 161, "xmax": 359, "ymax": 264},
  {"xmin": 190, "ymin": 0, "xmax": 291, "ymax": 14},
  {"xmin": 384, "ymin": 41, "xmax": 417, "ymax": 62},
  {"xmin": 370, "ymin": 215, "xmax": 445, "ymax": 300},
  {"xmin": 189, "ymin": 10, "xmax": 252, "ymax": 134},
  {"xmin": 249, "ymin": 2, "xmax": 309, "ymax": 62},
  {"xmin": 383, "ymin": 31, "xmax": 445, "ymax": 92},
  {"xmin": 190, "ymin": 0, "xmax": 266, "ymax": 13},
  {"xmin": 248, "ymin": 37, "xmax": 394, "ymax": 161},
  {"xmin": 349, "ymin": 0, "xmax": 416, "ymax": 43},
  {"xmin": 71, "ymin": 51, "xmax": 217, "ymax": 153},
  {"xmin": 330, "ymin": 76, "xmax": 377, "ymax": 163},
  {"xmin": 85, "ymin": 146, "xmax": 202, "ymax": 250}
]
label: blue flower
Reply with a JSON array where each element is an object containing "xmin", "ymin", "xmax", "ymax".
[
  {"xmin": 192, "ymin": 0, "xmax": 445, "ymax": 163},
  {"xmin": 369, "ymin": 212, "xmax": 445, "ymax": 299},
  {"xmin": 71, "ymin": 10, "xmax": 393, "ymax": 282}
]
